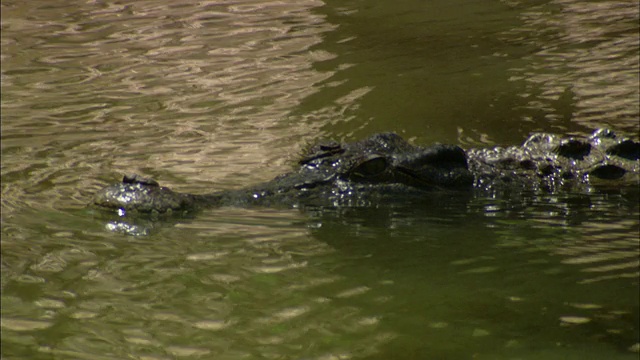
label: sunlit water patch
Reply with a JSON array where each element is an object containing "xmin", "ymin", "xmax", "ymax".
[
  {"xmin": 504, "ymin": 0, "xmax": 639, "ymax": 133},
  {"xmin": 1, "ymin": 0, "xmax": 339, "ymax": 220}
]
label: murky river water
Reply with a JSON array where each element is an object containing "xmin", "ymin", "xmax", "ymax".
[{"xmin": 2, "ymin": 0, "xmax": 638, "ymax": 359}]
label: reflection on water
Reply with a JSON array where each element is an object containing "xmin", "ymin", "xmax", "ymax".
[
  {"xmin": 306, "ymin": 191, "xmax": 639, "ymax": 359},
  {"xmin": 2, "ymin": 0, "xmax": 639, "ymax": 359},
  {"xmin": 507, "ymin": 0, "xmax": 639, "ymax": 133},
  {"xmin": 2, "ymin": 192, "xmax": 638, "ymax": 359}
]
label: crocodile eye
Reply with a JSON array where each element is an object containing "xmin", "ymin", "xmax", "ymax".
[{"xmin": 349, "ymin": 155, "xmax": 388, "ymax": 179}]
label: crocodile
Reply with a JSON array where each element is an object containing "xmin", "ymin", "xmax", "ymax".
[{"xmin": 92, "ymin": 129, "xmax": 639, "ymax": 215}]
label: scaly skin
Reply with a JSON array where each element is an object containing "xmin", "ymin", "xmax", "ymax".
[{"xmin": 92, "ymin": 129, "xmax": 639, "ymax": 215}]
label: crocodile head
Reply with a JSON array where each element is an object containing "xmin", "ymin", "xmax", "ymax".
[
  {"xmin": 297, "ymin": 132, "xmax": 474, "ymax": 191},
  {"xmin": 92, "ymin": 133, "xmax": 474, "ymax": 214}
]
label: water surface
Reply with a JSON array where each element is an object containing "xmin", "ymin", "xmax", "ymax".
[{"xmin": 2, "ymin": 0, "xmax": 638, "ymax": 359}]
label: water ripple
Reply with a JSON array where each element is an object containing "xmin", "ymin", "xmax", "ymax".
[{"xmin": 506, "ymin": 0, "xmax": 639, "ymax": 132}]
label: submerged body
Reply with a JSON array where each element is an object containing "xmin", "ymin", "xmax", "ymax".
[{"xmin": 92, "ymin": 129, "xmax": 639, "ymax": 214}]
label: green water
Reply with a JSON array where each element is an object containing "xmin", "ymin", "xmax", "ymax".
[{"xmin": 2, "ymin": 0, "xmax": 638, "ymax": 359}]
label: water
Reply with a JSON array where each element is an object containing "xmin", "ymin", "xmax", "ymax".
[{"xmin": 1, "ymin": 0, "xmax": 638, "ymax": 359}]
